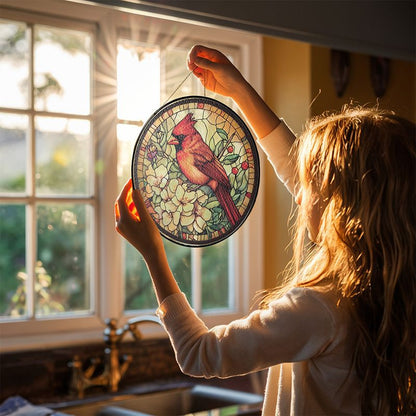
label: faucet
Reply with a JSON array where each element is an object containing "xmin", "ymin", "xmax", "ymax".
[{"xmin": 69, "ymin": 315, "xmax": 163, "ymax": 398}]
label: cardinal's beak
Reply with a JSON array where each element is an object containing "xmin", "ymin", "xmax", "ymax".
[{"xmin": 168, "ymin": 137, "xmax": 179, "ymax": 145}]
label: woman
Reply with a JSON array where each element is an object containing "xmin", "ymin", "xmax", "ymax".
[{"xmin": 115, "ymin": 45, "xmax": 416, "ymax": 415}]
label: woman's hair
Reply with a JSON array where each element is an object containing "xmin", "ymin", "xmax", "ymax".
[{"xmin": 263, "ymin": 106, "xmax": 416, "ymax": 414}]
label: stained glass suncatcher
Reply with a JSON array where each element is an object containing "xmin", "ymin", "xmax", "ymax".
[{"xmin": 132, "ymin": 96, "xmax": 260, "ymax": 247}]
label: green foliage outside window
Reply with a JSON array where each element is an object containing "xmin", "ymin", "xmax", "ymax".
[
  {"xmin": 0, "ymin": 133, "xmax": 90, "ymax": 316},
  {"xmin": 0, "ymin": 21, "xmax": 231, "ymax": 319}
]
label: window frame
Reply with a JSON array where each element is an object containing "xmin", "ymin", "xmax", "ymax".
[{"xmin": 0, "ymin": 1, "xmax": 264, "ymax": 352}]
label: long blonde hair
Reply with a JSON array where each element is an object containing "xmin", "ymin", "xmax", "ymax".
[{"xmin": 263, "ymin": 106, "xmax": 416, "ymax": 414}]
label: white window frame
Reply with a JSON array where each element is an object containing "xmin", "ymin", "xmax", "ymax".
[{"xmin": 0, "ymin": 0, "xmax": 264, "ymax": 352}]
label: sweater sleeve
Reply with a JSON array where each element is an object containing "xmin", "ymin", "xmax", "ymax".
[
  {"xmin": 257, "ymin": 120, "xmax": 297, "ymax": 195},
  {"xmin": 156, "ymin": 288, "xmax": 336, "ymax": 379}
]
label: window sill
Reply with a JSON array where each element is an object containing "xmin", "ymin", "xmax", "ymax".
[{"xmin": 0, "ymin": 318, "xmax": 170, "ymax": 353}]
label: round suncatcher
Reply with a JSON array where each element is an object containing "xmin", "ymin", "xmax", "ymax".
[{"xmin": 132, "ymin": 96, "xmax": 260, "ymax": 247}]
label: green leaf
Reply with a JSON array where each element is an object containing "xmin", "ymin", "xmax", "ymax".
[
  {"xmin": 216, "ymin": 128, "xmax": 228, "ymax": 141},
  {"xmin": 229, "ymin": 173, "xmax": 235, "ymax": 188},
  {"xmin": 168, "ymin": 171, "xmax": 182, "ymax": 179},
  {"xmin": 236, "ymin": 170, "xmax": 248, "ymax": 192},
  {"xmin": 238, "ymin": 174, "xmax": 248, "ymax": 192},
  {"xmin": 205, "ymin": 200, "xmax": 220, "ymax": 210},
  {"xmin": 153, "ymin": 142, "xmax": 163, "ymax": 152},
  {"xmin": 215, "ymin": 140, "xmax": 226, "ymax": 157},
  {"xmin": 207, "ymin": 220, "xmax": 225, "ymax": 231},
  {"xmin": 236, "ymin": 169, "xmax": 245, "ymax": 184},
  {"xmin": 233, "ymin": 192, "xmax": 242, "ymax": 205},
  {"xmin": 212, "ymin": 206, "xmax": 224, "ymax": 214},
  {"xmin": 157, "ymin": 157, "xmax": 168, "ymax": 168},
  {"xmin": 222, "ymin": 154, "xmax": 239, "ymax": 165},
  {"xmin": 169, "ymin": 163, "xmax": 180, "ymax": 173}
]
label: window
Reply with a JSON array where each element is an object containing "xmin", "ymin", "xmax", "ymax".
[
  {"xmin": 116, "ymin": 39, "xmax": 236, "ymax": 314},
  {"xmin": 0, "ymin": 19, "xmax": 94, "ymax": 318},
  {"xmin": 0, "ymin": 2, "xmax": 264, "ymax": 351}
]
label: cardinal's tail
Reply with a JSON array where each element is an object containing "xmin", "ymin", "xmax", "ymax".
[{"xmin": 215, "ymin": 184, "xmax": 241, "ymax": 226}]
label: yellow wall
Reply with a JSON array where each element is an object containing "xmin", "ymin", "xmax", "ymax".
[
  {"xmin": 262, "ymin": 37, "xmax": 311, "ymax": 290},
  {"xmin": 262, "ymin": 37, "xmax": 416, "ymax": 289},
  {"xmin": 310, "ymin": 46, "xmax": 416, "ymax": 121}
]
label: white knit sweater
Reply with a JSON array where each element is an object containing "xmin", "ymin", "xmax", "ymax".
[{"xmin": 156, "ymin": 121, "xmax": 361, "ymax": 415}]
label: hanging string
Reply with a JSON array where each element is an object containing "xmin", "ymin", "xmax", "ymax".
[
  {"xmin": 164, "ymin": 69, "xmax": 196, "ymax": 105},
  {"xmin": 163, "ymin": 67, "xmax": 207, "ymax": 105}
]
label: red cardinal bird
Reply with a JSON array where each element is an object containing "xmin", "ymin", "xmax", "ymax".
[{"xmin": 168, "ymin": 113, "xmax": 241, "ymax": 226}]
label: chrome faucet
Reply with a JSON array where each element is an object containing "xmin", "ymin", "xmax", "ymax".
[{"xmin": 69, "ymin": 315, "xmax": 163, "ymax": 398}]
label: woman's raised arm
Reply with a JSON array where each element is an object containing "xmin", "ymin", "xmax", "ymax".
[{"xmin": 187, "ymin": 44, "xmax": 280, "ymax": 139}]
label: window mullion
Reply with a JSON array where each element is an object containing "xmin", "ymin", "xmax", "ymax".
[
  {"xmin": 28, "ymin": 22, "xmax": 34, "ymax": 197},
  {"xmin": 25, "ymin": 202, "xmax": 35, "ymax": 319},
  {"xmin": 191, "ymin": 248, "xmax": 202, "ymax": 313},
  {"xmin": 228, "ymin": 237, "xmax": 236, "ymax": 311},
  {"xmin": 26, "ymin": 23, "xmax": 36, "ymax": 319},
  {"xmin": 96, "ymin": 23, "xmax": 122, "ymax": 323},
  {"xmin": 89, "ymin": 30, "xmax": 96, "ymax": 317}
]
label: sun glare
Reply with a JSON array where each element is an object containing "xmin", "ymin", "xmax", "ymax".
[{"xmin": 116, "ymin": 42, "xmax": 161, "ymax": 122}]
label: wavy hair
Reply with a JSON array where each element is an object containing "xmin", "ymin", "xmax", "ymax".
[{"xmin": 263, "ymin": 106, "xmax": 416, "ymax": 414}]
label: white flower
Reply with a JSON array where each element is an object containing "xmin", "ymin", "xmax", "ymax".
[
  {"xmin": 155, "ymin": 179, "xmax": 212, "ymax": 235},
  {"xmin": 146, "ymin": 164, "xmax": 168, "ymax": 188},
  {"xmin": 160, "ymin": 179, "xmax": 180, "ymax": 213},
  {"xmin": 193, "ymin": 190, "xmax": 212, "ymax": 233}
]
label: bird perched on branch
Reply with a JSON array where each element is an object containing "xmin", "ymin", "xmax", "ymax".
[{"xmin": 168, "ymin": 113, "xmax": 241, "ymax": 226}]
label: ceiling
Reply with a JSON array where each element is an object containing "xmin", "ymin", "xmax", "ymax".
[{"xmin": 73, "ymin": 0, "xmax": 415, "ymax": 61}]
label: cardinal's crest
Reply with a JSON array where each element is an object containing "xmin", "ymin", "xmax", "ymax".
[{"xmin": 172, "ymin": 113, "xmax": 196, "ymax": 137}]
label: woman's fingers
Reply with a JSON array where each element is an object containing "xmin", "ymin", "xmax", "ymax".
[
  {"xmin": 126, "ymin": 185, "xmax": 140, "ymax": 220},
  {"xmin": 193, "ymin": 56, "xmax": 217, "ymax": 72},
  {"xmin": 115, "ymin": 178, "xmax": 141, "ymax": 231},
  {"xmin": 187, "ymin": 44, "xmax": 206, "ymax": 64},
  {"xmin": 189, "ymin": 44, "xmax": 227, "ymax": 62},
  {"xmin": 115, "ymin": 200, "xmax": 120, "ymax": 220},
  {"xmin": 115, "ymin": 179, "xmax": 131, "ymax": 218},
  {"xmin": 188, "ymin": 45, "xmax": 224, "ymax": 72},
  {"xmin": 131, "ymin": 184, "xmax": 147, "ymax": 216}
]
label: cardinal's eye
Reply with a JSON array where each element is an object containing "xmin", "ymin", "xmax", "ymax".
[{"xmin": 174, "ymin": 134, "xmax": 185, "ymax": 140}]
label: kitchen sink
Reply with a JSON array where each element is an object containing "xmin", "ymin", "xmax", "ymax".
[{"xmin": 52, "ymin": 384, "xmax": 263, "ymax": 416}]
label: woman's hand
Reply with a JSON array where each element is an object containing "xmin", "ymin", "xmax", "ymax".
[
  {"xmin": 115, "ymin": 179, "xmax": 164, "ymax": 263},
  {"xmin": 187, "ymin": 44, "xmax": 249, "ymax": 99},
  {"xmin": 188, "ymin": 44, "xmax": 280, "ymax": 139},
  {"xmin": 115, "ymin": 179, "xmax": 181, "ymax": 303}
]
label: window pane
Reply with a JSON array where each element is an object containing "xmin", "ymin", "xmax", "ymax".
[
  {"xmin": 117, "ymin": 40, "xmax": 160, "ymax": 121},
  {"xmin": 201, "ymin": 240, "xmax": 229, "ymax": 310},
  {"xmin": 0, "ymin": 20, "xmax": 29, "ymax": 109},
  {"xmin": 34, "ymin": 25, "xmax": 91, "ymax": 115},
  {"xmin": 0, "ymin": 204, "xmax": 26, "ymax": 318},
  {"xmin": 165, "ymin": 239, "xmax": 191, "ymax": 301},
  {"xmin": 124, "ymin": 239, "xmax": 191, "ymax": 311},
  {"xmin": 35, "ymin": 116, "xmax": 90, "ymax": 195},
  {"xmin": 164, "ymin": 47, "xmax": 193, "ymax": 100},
  {"xmin": 117, "ymin": 123, "xmax": 140, "ymax": 189},
  {"xmin": 0, "ymin": 113, "xmax": 28, "ymax": 193},
  {"xmin": 124, "ymin": 242, "xmax": 156, "ymax": 311},
  {"xmin": 36, "ymin": 203, "xmax": 91, "ymax": 316}
]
